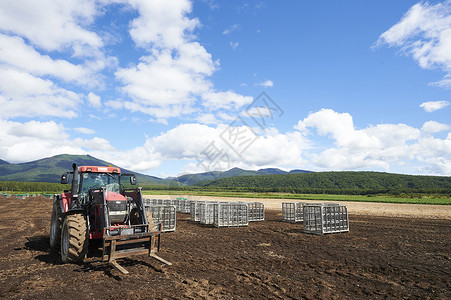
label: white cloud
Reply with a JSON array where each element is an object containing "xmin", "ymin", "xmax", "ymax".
[
  {"xmin": 230, "ymin": 41, "xmax": 239, "ymax": 50},
  {"xmin": 115, "ymin": 0, "xmax": 251, "ymax": 119},
  {"xmin": 0, "ymin": 119, "xmax": 82, "ymax": 162},
  {"xmin": 295, "ymin": 108, "xmax": 451, "ymax": 174},
  {"xmin": 421, "ymin": 120, "xmax": 451, "ymax": 133},
  {"xmin": 134, "ymin": 123, "xmax": 308, "ymax": 173},
  {"xmin": 0, "ymin": 67, "xmax": 81, "ymax": 119},
  {"xmin": 243, "ymin": 106, "xmax": 272, "ymax": 118},
  {"xmin": 296, "ymin": 109, "xmax": 382, "ymax": 149},
  {"xmin": 0, "ymin": 34, "xmax": 97, "ymax": 86},
  {"xmin": 0, "ymin": 0, "xmax": 102, "ymax": 55},
  {"xmin": 196, "ymin": 113, "xmax": 220, "ymax": 124},
  {"xmin": 116, "ymin": 44, "xmax": 215, "ymax": 109},
  {"xmin": 149, "ymin": 118, "xmax": 169, "ymax": 125},
  {"xmin": 0, "ymin": 1, "xmax": 115, "ymax": 120},
  {"xmin": 128, "ymin": 0, "xmax": 199, "ymax": 49},
  {"xmin": 73, "ymin": 137, "xmax": 115, "ymax": 151},
  {"xmin": 202, "ymin": 91, "xmax": 253, "ymax": 110},
  {"xmin": 258, "ymin": 79, "xmax": 274, "ymax": 87},
  {"xmin": 74, "ymin": 127, "xmax": 95, "ymax": 135},
  {"xmin": 87, "ymin": 92, "xmax": 102, "ymax": 108},
  {"xmin": 223, "ymin": 24, "xmax": 240, "ymax": 35},
  {"xmin": 375, "ymin": 0, "xmax": 451, "ymax": 88},
  {"xmin": 420, "ymin": 100, "xmax": 450, "ymax": 112}
]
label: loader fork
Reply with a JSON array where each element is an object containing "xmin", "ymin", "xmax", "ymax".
[{"xmin": 102, "ymin": 224, "xmax": 172, "ymax": 274}]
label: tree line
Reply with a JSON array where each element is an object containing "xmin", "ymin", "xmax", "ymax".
[{"xmin": 196, "ymin": 171, "xmax": 451, "ymax": 195}]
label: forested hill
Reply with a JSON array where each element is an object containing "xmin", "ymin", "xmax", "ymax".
[{"xmin": 199, "ymin": 171, "xmax": 451, "ymax": 194}]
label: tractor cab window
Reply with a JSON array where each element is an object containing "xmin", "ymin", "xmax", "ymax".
[{"xmin": 79, "ymin": 172, "xmax": 121, "ymax": 196}]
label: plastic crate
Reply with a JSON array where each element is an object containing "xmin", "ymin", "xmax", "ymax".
[
  {"xmin": 214, "ymin": 203, "xmax": 248, "ymax": 228},
  {"xmin": 303, "ymin": 203, "xmax": 349, "ymax": 235},
  {"xmin": 247, "ymin": 202, "xmax": 265, "ymax": 221},
  {"xmin": 199, "ymin": 202, "xmax": 217, "ymax": 225},
  {"xmin": 282, "ymin": 202, "xmax": 303, "ymax": 223},
  {"xmin": 190, "ymin": 201, "xmax": 206, "ymax": 222},
  {"xmin": 178, "ymin": 199, "xmax": 192, "ymax": 214},
  {"xmin": 144, "ymin": 205, "xmax": 177, "ymax": 232}
]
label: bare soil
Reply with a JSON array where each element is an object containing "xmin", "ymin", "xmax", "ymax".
[{"xmin": 0, "ymin": 195, "xmax": 450, "ymax": 299}]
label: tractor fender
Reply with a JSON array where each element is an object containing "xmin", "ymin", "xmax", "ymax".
[{"xmin": 55, "ymin": 193, "xmax": 71, "ymax": 214}]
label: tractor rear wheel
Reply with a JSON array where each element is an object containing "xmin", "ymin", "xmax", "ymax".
[
  {"xmin": 49, "ymin": 203, "xmax": 62, "ymax": 249},
  {"xmin": 61, "ymin": 213, "xmax": 88, "ymax": 263}
]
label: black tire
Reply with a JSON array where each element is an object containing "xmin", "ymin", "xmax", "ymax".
[
  {"xmin": 49, "ymin": 203, "xmax": 62, "ymax": 249},
  {"xmin": 61, "ymin": 213, "xmax": 88, "ymax": 263}
]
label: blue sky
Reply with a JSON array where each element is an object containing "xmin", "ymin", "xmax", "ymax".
[{"xmin": 0, "ymin": 0, "xmax": 450, "ymax": 177}]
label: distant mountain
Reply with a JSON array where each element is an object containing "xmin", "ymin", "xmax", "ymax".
[
  {"xmin": 0, "ymin": 159, "xmax": 10, "ymax": 165},
  {"xmin": 0, "ymin": 154, "xmax": 312, "ymax": 186},
  {"xmin": 0, "ymin": 154, "xmax": 168, "ymax": 185},
  {"xmin": 174, "ymin": 167, "xmax": 312, "ymax": 185}
]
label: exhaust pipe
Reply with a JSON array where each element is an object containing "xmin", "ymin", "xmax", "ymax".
[{"xmin": 70, "ymin": 163, "xmax": 79, "ymax": 208}]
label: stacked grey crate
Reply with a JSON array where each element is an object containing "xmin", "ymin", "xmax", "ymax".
[
  {"xmin": 303, "ymin": 203, "xmax": 348, "ymax": 235},
  {"xmin": 282, "ymin": 202, "xmax": 304, "ymax": 222},
  {"xmin": 190, "ymin": 200, "xmax": 206, "ymax": 222},
  {"xmin": 199, "ymin": 202, "xmax": 218, "ymax": 225},
  {"xmin": 247, "ymin": 202, "xmax": 265, "ymax": 221},
  {"xmin": 178, "ymin": 198, "xmax": 192, "ymax": 214},
  {"xmin": 213, "ymin": 202, "xmax": 248, "ymax": 227},
  {"xmin": 144, "ymin": 205, "xmax": 176, "ymax": 232}
]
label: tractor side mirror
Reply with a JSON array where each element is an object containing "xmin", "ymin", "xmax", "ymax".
[
  {"xmin": 130, "ymin": 176, "xmax": 136, "ymax": 185},
  {"xmin": 61, "ymin": 173, "xmax": 69, "ymax": 184}
]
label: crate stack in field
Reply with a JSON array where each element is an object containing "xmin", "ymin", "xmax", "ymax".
[
  {"xmin": 177, "ymin": 197, "xmax": 192, "ymax": 214},
  {"xmin": 142, "ymin": 198, "xmax": 177, "ymax": 232},
  {"xmin": 190, "ymin": 200, "xmax": 206, "ymax": 222},
  {"xmin": 187, "ymin": 201, "xmax": 265, "ymax": 227},
  {"xmin": 144, "ymin": 205, "xmax": 177, "ymax": 232},
  {"xmin": 199, "ymin": 202, "xmax": 219, "ymax": 225},
  {"xmin": 302, "ymin": 203, "xmax": 349, "ymax": 235},
  {"xmin": 247, "ymin": 202, "xmax": 265, "ymax": 222},
  {"xmin": 213, "ymin": 202, "xmax": 248, "ymax": 227},
  {"xmin": 282, "ymin": 202, "xmax": 304, "ymax": 223}
]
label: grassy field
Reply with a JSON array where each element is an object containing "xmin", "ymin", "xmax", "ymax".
[{"xmin": 142, "ymin": 190, "xmax": 451, "ymax": 205}]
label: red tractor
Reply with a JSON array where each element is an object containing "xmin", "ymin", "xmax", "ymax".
[{"xmin": 50, "ymin": 163, "xmax": 170, "ymax": 274}]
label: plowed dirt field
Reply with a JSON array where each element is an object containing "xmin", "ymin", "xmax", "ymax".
[{"xmin": 0, "ymin": 195, "xmax": 450, "ymax": 299}]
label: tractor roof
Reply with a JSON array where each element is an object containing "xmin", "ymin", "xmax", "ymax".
[{"xmin": 78, "ymin": 166, "xmax": 121, "ymax": 174}]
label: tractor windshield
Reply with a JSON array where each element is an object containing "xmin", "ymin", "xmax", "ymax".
[{"xmin": 79, "ymin": 172, "xmax": 121, "ymax": 195}]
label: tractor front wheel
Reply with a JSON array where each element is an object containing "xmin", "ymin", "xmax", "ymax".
[
  {"xmin": 61, "ymin": 213, "xmax": 88, "ymax": 263},
  {"xmin": 49, "ymin": 203, "xmax": 62, "ymax": 249}
]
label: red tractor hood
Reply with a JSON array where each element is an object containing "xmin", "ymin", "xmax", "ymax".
[{"xmin": 105, "ymin": 191, "xmax": 127, "ymax": 201}]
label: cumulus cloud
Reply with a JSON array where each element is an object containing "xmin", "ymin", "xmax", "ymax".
[
  {"xmin": 128, "ymin": 0, "xmax": 199, "ymax": 49},
  {"xmin": 0, "ymin": 0, "xmax": 113, "ymax": 120},
  {"xmin": 87, "ymin": 92, "xmax": 101, "ymax": 108},
  {"xmin": 420, "ymin": 100, "xmax": 450, "ymax": 112},
  {"xmin": 0, "ymin": 34, "xmax": 97, "ymax": 86},
  {"xmin": 0, "ymin": 119, "xmax": 80, "ymax": 162},
  {"xmin": 143, "ymin": 123, "xmax": 308, "ymax": 173},
  {"xmin": 421, "ymin": 121, "xmax": 451, "ymax": 133},
  {"xmin": 0, "ymin": 67, "xmax": 81, "ymax": 118},
  {"xmin": 375, "ymin": 0, "xmax": 451, "ymax": 88},
  {"xmin": 115, "ymin": 0, "xmax": 251, "ymax": 118},
  {"xmin": 295, "ymin": 108, "xmax": 451, "ymax": 174},
  {"xmin": 115, "ymin": 44, "xmax": 215, "ymax": 109},
  {"xmin": 0, "ymin": 0, "xmax": 252, "ymax": 122},
  {"xmin": 0, "ymin": 0, "xmax": 102, "ymax": 54},
  {"xmin": 202, "ymin": 91, "xmax": 253, "ymax": 110},
  {"xmin": 258, "ymin": 79, "xmax": 274, "ymax": 87}
]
